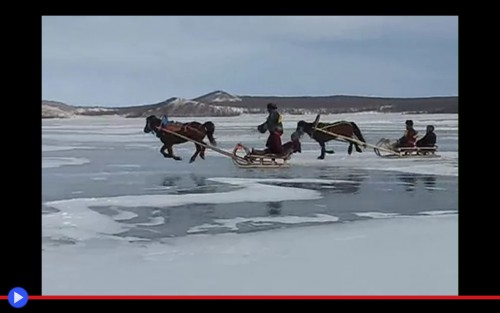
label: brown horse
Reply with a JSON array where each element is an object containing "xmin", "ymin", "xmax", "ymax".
[
  {"xmin": 143, "ymin": 115, "xmax": 216, "ymax": 163},
  {"xmin": 297, "ymin": 119, "xmax": 366, "ymax": 159}
]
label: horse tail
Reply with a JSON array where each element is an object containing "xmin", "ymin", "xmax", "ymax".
[
  {"xmin": 203, "ymin": 121, "xmax": 217, "ymax": 146},
  {"xmin": 351, "ymin": 122, "xmax": 366, "ymax": 147}
]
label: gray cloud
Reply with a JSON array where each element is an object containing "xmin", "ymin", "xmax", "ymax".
[{"xmin": 42, "ymin": 16, "xmax": 458, "ymax": 106}]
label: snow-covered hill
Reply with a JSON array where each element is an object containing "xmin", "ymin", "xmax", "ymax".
[
  {"xmin": 193, "ymin": 90, "xmax": 242, "ymax": 103},
  {"xmin": 42, "ymin": 103, "xmax": 74, "ymax": 118},
  {"xmin": 42, "ymin": 96, "xmax": 243, "ymax": 119},
  {"xmin": 139, "ymin": 97, "xmax": 243, "ymax": 117}
]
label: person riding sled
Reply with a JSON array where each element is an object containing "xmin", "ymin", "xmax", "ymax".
[
  {"xmin": 416, "ymin": 125, "xmax": 437, "ymax": 148},
  {"xmin": 245, "ymin": 129, "xmax": 303, "ymax": 156},
  {"xmin": 394, "ymin": 119, "xmax": 418, "ymax": 149},
  {"xmin": 257, "ymin": 103, "xmax": 284, "ymax": 155}
]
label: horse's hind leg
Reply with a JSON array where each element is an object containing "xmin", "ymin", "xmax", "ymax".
[
  {"xmin": 348, "ymin": 143, "xmax": 353, "ymax": 155},
  {"xmin": 355, "ymin": 143, "xmax": 362, "ymax": 153},
  {"xmin": 168, "ymin": 146, "xmax": 182, "ymax": 161},
  {"xmin": 189, "ymin": 143, "xmax": 202, "ymax": 163}
]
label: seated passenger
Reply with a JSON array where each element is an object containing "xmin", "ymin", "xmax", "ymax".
[
  {"xmin": 416, "ymin": 125, "xmax": 437, "ymax": 148},
  {"xmin": 248, "ymin": 129, "xmax": 303, "ymax": 156},
  {"xmin": 394, "ymin": 119, "xmax": 418, "ymax": 149}
]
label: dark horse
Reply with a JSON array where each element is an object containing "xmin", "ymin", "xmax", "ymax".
[
  {"xmin": 297, "ymin": 119, "xmax": 366, "ymax": 159},
  {"xmin": 143, "ymin": 115, "xmax": 216, "ymax": 163}
]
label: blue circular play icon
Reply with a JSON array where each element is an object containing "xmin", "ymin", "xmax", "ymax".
[{"xmin": 8, "ymin": 287, "xmax": 28, "ymax": 308}]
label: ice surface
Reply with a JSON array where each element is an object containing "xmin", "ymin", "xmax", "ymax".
[
  {"xmin": 42, "ymin": 157, "xmax": 90, "ymax": 168},
  {"xmin": 354, "ymin": 212, "xmax": 402, "ymax": 219},
  {"xmin": 113, "ymin": 211, "xmax": 139, "ymax": 221},
  {"xmin": 354, "ymin": 210, "xmax": 458, "ymax": 219},
  {"xmin": 290, "ymin": 151, "xmax": 458, "ymax": 177},
  {"xmin": 42, "ymin": 113, "xmax": 458, "ymax": 295},
  {"xmin": 208, "ymin": 177, "xmax": 356, "ymax": 185},
  {"xmin": 188, "ymin": 213, "xmax": 339, "ymax": 233},
  {"xmin": 43, "ymin": 215, "xmax": 457, "ymax": 295},
  {"xmin": 42, "ymin": 145, "xmax": 95, "ymax": 152},
  {"xmin": 135, "ymin": 216, "xmax": 165, "ymax": 226},
  {"xmin": 418, "ymin": 210, "xmax": 458, "ymax": 215}
]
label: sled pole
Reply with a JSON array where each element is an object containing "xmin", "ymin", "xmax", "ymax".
[
  {"xmin": 158, "ymin": 127, "xmax": 248, "ymax": 162},
  {"xmin": 312, "ymin": 126, "xmax": 400, "ymax": 156}
]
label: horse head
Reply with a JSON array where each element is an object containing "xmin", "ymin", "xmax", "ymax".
[
  {"xmin": 296, "ymin": 120, "xmax": 313, "ymax": 137},
  {"xmin": 144, "ymin": 115, "xmax": 161, "ymax": 134}
]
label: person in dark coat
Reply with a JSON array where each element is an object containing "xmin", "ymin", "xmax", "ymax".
[
  {"xmin": 246, "ymin": 129, "xmax": 302, "ymax": 156},
  {"xmin": 416, "ymin": 125, "xmax": 437, "ymax": 147},
  {"xmin": 281, "ymin": 129, "xmax": 303, "ymax": 154}
]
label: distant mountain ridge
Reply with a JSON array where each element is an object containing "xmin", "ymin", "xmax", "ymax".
[
  {"xmin": 42, "ymin": 90, "xmax": 458, "ymax": 119},
  {"xmin": 193, "ymin": 90, "xmax": 242, "ymax": 103}
]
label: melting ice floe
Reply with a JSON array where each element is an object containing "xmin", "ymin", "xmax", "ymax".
[
  {"xmin": 43, "ymin": 177, "xmax": 323, "ymax": 241},
  {"xmin": 355, "ymin": 210, "xmax": 457, "ymax": 219},
  {"xmin": 187, "ymin": 214, "xmax": 339, "ymax": 233}
]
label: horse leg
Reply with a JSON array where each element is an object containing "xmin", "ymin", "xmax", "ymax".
[
  {"xmin": 355, "ymin": 143, "xmax": 362, "ymax": 153},
  {"xmin": 160, "ymin": 144, "xmax": 172, "ymax": 158},
  {"xmin": 348, "ymin": 143, "xmax": 353, "ymax": 155},
  {"xmin": 168, "ymin": 146, "xmax": 182, "ymax": 161},
  {"xmin": 318, "ymin": 142, "xmax": 326, "ymax": 159},
  {"xmin": 189, "ymin": 143, "xmax": 202, "ymax": 163},
  {"xmin": 199, "ymin": 142, "xmax": 206, "ymax": 160}
]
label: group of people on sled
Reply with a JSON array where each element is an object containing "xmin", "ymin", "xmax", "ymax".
[{"xmin": 394, "ymin": 119, "xmax": 437, "ymax": 150}]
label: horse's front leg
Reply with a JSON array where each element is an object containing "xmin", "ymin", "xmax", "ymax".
[
  {"xmin": 354, "ymin": 143, "xmax": 362, "ymax": 153},
  {"xmin": 160, "ymin": 144, "xmax": 172, "ymax": 158},
  {"xmin": 168, "ymin": 146, "xmax": 182, "ymax": 161},
  {"xmin": 199, "ymin": 142, "xmax": 207, "ymax": 160},
  {"xmin": 318, "ymin": 142, "xmax": 326, "ymax": 159},
  {"xmin": 348, "ymin": 143, "xmax": 353, "ymax": 155},
  {"xmin": 189, "ymin": 143, "xmax": 202, "ymax": 163}
]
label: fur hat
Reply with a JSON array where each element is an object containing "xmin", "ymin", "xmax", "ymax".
[{"xmin": 267, "ymin": 103, "xmax": 277, "ymax": 110}]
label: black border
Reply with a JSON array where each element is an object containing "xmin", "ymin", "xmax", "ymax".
[
  {"xmin": 2, "ymin": 13, "xmax": 42, "ymax": 296},
  {"xmin": 39, "ymin": 1, "xmax": 460, "ymax": 16},
  {"xmin": 457, "ymin": 15, "xmax": 498, "ymax": 295}
]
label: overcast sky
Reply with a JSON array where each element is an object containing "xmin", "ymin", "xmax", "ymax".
[{"xmin": 42, "ymin": 16, "xmax": 458, "ymax": 107}]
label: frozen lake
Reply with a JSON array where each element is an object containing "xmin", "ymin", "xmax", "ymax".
[{"xmin": 42, "ymin": 112, "xmax": 458, "ymax": 295}]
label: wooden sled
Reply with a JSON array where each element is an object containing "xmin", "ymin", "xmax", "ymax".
[
  {"xmin": 232, "ymin": 143, "xmax": 292, "ymax": 168},
  {"xmin": 374, "ymin": 138, "xmax": 439, "ymax": 158}
]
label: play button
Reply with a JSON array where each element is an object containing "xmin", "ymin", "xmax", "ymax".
[{"xmin": 8, "ymin": 287, "xmax": 28, "ymax": 308}]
